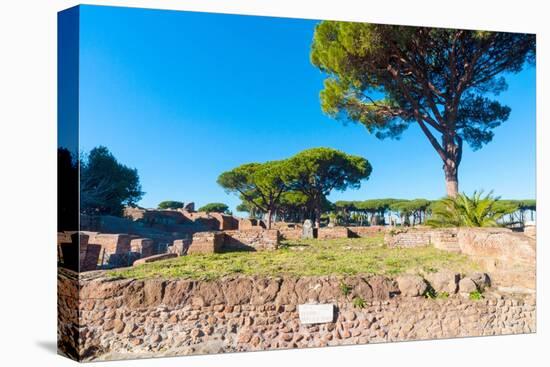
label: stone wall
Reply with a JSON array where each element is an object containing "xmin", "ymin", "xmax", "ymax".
[
  {"xmin": 278, "ymin": 228, "xmax": 302, "ymax": 240},
  {"xmin": 348, "ymin": 226, "xmax": 386, "ymax": 238},
  {"xmin": 385, "ymin": 227, "xmax": 459, "ymax": 252},
  {"xmin": 58, "ymin": 271, "xmax": 535, "ymax": 362},
  {"xmin": 224, "ymin": 229, "xmax": 279, "ymax": 251},
  {"xmin": 457, "ymin": 228, "xmax": 536, "ymax": 289},
  {"xmin": 238, "ymin": 219, "xmax": 266, "ymax": 230},
  {"xmin": 278, "ymin": 226, "xmax": 386, "ymax": 241},
  {"xmin": 82, "ymin": 232, "xmax": 134, "ymax": 268},
  {"xmin": 130, "ymin": 238, "xmax": 154, "ymax": 258},
  {"xmin": 209, "ymin": 213, "xmax": 239, "ymax": 231},
  {"xmin": 58, "ymin": 232, "xmax": 101, "ymax": 272},
  {"xmin": 384, "ymin": 227, "xmax": 536, "ymax": 289},
  {"xmin": 317, "ymin": 227, "xmax": 351, "ymax": 240},
  {"xmin": 385, "ymin": 228, "xmax": 433, "ymax": 248},
  {"xmin": 431, "ymin": 228, "xmax": 460, "ymax": 252},
  {"xmin": 187, "ymin": 232, "xmax": 225, "ymax": 254}
]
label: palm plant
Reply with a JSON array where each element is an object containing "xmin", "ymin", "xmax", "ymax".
[{"xmin": 427, "ymin": 191, "xmax": 515, "ymax": 228}]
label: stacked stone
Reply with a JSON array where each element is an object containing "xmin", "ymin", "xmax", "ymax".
[
  {"xmin": 59, "ymin": 272, "xmax": 535, "ymax": 361},
  {"xmin": 317, "ymin": 227, "xmax": 351, "ymax": 240},
  {"xmin": 187, "ymin": 231, "xmax": 225, "ymax": 254},
  {"xmin": 130, "ymin": 238, "xmax": 155, "ymax": 258},
  {"xmin": 347, "ymin": 226, "xmax": 386, "ymax": 238},
  {"xmin": 385, "ymin": 229, "xmax": 433, "ymax": 248},
  {"xmin": 223, "ymin": 229, "xmax": 279, "ymax": 251}
]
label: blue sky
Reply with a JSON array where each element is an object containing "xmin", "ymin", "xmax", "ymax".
[{"xmin": 78, "ymin": 5, "xmax": 536, "ymax": 214}]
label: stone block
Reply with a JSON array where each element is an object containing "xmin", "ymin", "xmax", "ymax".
[
  {"xmin": 187, "ymin": 231, "xmax": 224, "ymax": 254},
  {"xmin": 426, "ymin": 271, "xmax": 460, "ymax": 294},
  {"xmin": 130, "ymin": 238, "xmax": 155, "ymax": 257},
  {"xmin": 396, "ymin": 275, "xmax": 428, "ymax": 297}
]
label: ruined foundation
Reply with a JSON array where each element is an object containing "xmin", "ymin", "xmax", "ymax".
[{"xmin": 58, "ymin": 270, "xmax": 535, "ymax": 361}]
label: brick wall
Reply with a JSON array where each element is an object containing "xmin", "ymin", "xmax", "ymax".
[
  {"xmin": 58, "ymin": 232, "xmax": 100, "ymax": 272},
  {"xmin": 278, "ymin": 228, "xmax": 302, "ymax": 240},
  {"xmin": 457, "ymin": 228, "xmax": 536, "ymax": 289},
  {"xmin": 224, "ymin": 229, "xmax": 279, "ymax": 251},
  {"xmin": 384, "ymin": 227, "xmax": 536, "ymax": 289},
  {"xmin": 317, "ymin": 227, "xmax": 351, "ymax": 240},
  {"xmin": 348, "ymin": 226, "xmax": 386, "ymax": 238},
  {"xmin": 385, "ymin": 228, "xmax": 433, "ymax": 248},
  {"xmin": 130, "ymin": 238, "xmax": 155, "ymax": 258},
  {"xmin": 238, "ymin": 219, "xmax": 266, "ymax": 230},
  {"xmin": 187, "ymin": 231, "xmax": 225, "ymax": 254}
]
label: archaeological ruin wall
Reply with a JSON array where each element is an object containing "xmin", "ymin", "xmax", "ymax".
[
  {"xmin": 384, "ymin": 227, "xmax": 536, "ymax": 289},
  {"xmin": 58, "ymin": 271, "xmax": 535, "ymax": 361}
]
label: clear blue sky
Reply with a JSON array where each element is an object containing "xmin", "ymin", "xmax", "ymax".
[{"xmin": 78, "ymin": 5, "xmax": 536, "ymax": 214}]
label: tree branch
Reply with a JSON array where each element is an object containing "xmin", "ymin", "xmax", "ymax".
[{"xmin": 417, "ymin": 119, "xmax": 448, "ymax": 161}]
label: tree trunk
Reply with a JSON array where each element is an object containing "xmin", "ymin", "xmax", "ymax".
[
  {"xmin": 444, "ymin": 161, "xmax": 459, "ymax": 198},
  {"xmin": 442, "ymin": 133, "xmax": 461, "ymax": 198},
  {"xmin": 266, "ymin": 209, "xmax": 272, "ymax": 229},
  {"xmin": 314, "ymin": 196, "xmax": 322, "ymax": 229}
]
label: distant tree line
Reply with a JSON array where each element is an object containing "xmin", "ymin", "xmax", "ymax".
[
  {"xmin": 334, "ymin": 195, "xmax": 535, "ymax": 227},
  {"xmin": 235, "ymin": 193, "xmax": 535, "ymax": 228}
]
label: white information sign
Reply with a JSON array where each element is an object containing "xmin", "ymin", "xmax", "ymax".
[{"xmin": 298, "ymin": 304, "xmax": 334, "ymax": 324}]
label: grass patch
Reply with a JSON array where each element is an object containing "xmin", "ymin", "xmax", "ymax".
[
  {"xmin": 109, "ymin": 235, "xmax": 478, "ymax": 280},
  {"xmin": 339, "ymin": 281, "xmax": 352, "ymax": 296},
  {"xmin": 353, "ymin": 297, "xmax": 366, "ymax": 309},
  {"xmin": 469, "ymin": 290, "xmax": 484, "ymax": 301}
]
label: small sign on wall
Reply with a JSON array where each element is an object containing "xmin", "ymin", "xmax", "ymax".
[{"xmin": 298, "ymin": 304, "xmax": 334, "ymax": 324}]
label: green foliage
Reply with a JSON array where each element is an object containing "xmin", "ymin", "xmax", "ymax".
[
  {"xmin": 311, "ymin": 22, "xmax": 534, "ymax": 195},
  {"xmin": 287, "ymin": 147, "xmax": 372, "ymax": 226},
  {"xmin": 198, "ymin": 202, "xmax": 230, "ymax": 213},
  {"xmin": 311, "ymin": 22, "xmax": 534, "ymax": 145},
  {"xmin": 236, "ymin": 202, "xmax": 253, "ymax": 213},
  {"xmin": 80, "ymin": 146, "xmax": 144, "ymax": 216},
  {"xmin": 277, "ymin": 191, "xmax": 310, "ymax": 222},
  {"xmin": 390, "ymin": 199, "xmax": 431, "ymax": 214},
  {"xmin": 288, "ymin": 148, "xmax": 371, "ymax": 196},
  {"xmin": 469, "ymin": 290, "xmax": 484, "ymax": 301},
  {"xmin": 218, "ymin": 147, "xmax": 370, "ymax": 227},
  {"xmin": 437, "ymin": 291, "xmax": 450, "ymax": 300},
  {"xmin": 218, "ymin": 161, "xmax": 288, "ymax": 228},
  {"xmin": 518, "ymin": 199, "xmax": 536, "ymax": 211},
  {"xmin": 158, "ymin": 200, "xmax": 184, "ymax": 209},
  {"xmin": 427, "ymin": 191, "xmax": 516, "ymax": 227},
  {"xmin": 353, "ymin": 297, "xmax": 366, "ymax": 309},
  {"xmin": 339, "ymin": 281, "xmax": 352, "ymax": 296},
  {"xmin": 424, "ymin": 285, "xmax": 437, "ymax": 299}
]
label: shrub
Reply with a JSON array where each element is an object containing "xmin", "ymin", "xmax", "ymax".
[
  {"xmin": 339, "ymin": 281, "xmax": 352, "ymax": 296},
  {"xmin": 352, "ymin": 297, "xmax": 366, "ymax": 309},
  {"xmin": 469, "ymin": 290, "xmax": 484, "ymax": 301},
  {"xmin": 427, "ymin": 190, "xmax": 515, "ymax": 228},
  {"xmin": 424, "ymin": 285, "xmax": 437, "ymax": 299}
]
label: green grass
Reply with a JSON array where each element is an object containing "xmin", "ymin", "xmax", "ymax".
[
  {"xmin": 469, "ymin": 290, "xmax": 484, "ymax": 300},
  {"xmin": 109, "ymin": 235, "xmax": 478, "ymax": 280}
]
